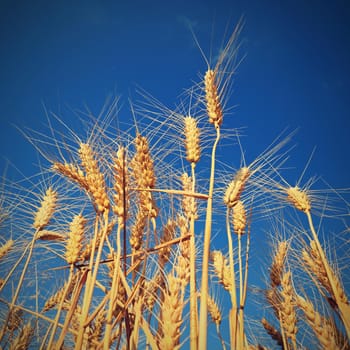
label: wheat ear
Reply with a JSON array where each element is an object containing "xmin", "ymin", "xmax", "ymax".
[
  {"xmin": 33, "ymin": 187, "xmax": 57, "ymax": 230},
  {"xmin": 204, "ymin": 69, "xmax": 223, "ymax": 127},
  {"xmin": 232, "ymin": 200, "xmax": 247, "ymax": 236},
  {"xmin": 157, "ymin": 273, "xmax": 183, "ymax": 350},
  {"xmin": 79, "ymin": 143, "xmax": 110, "ymax": 213},
  {"xmin": 65, "ymin": 214, "xmax": 86, "ymax": 265},
  {"xmin": 131, "ymin": 133, "xmax": 157, "ymax": 218},
  {"xmin": 211, "ymin": 250, "xmax": 233, "ymax": 291},
  {"xmin": 286, "ymin": 185, "xmax": 350, "ymax": 338},
  {"xmin": 279, "ymin": 271, "xmax": 298, "ymax": 348},
  {"xmin": 184, "ymin": 116, "xmax": 201, "ymax": 164},
  {"xmin": 224, "ymin": 167, "xmax": 250, "ymax": 208},
  {"xmin": 113, "ymin": 146, "xmax": 129, "ymax": 227},
  {"xmin": 261, "ymin": 318, "xmax": 283, "ymax": 347},
  {"xmin": 52, "ymin": 162, "xmax": 89, "ymax": 190},
  {"xmin": 297, "ymin": 295, "xmax": 340, "ymax": 349},
  {"xmin": 270, "ymin": 241, "xmax": 288, "ymax": 288},
  {"xmin": 0, "ymin": 239, "xmax": 13, "ymax": 260},
  {"xmin": 9, "ymin": 322, "xmax": 33, "ymax": 350}
]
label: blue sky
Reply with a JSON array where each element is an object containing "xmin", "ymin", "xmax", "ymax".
[
  {"xmin": 1, "ymin": 0, "xmax": 349, "ymax": 187},
  {"xmin": 0, "ymin": 0, "xmax": 349, "ymax": 347}
]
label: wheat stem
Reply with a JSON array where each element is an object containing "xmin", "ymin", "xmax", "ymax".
[
  {"xmin": 225, "ymin": 208, "xmax": 238, "ymax": 348},
  {"xmin": 189, "ymin": 162, "xmax": 198, "ymax": 350},
  {"xmin": 103, "ymin": 221, "xmax": 122, "ymax": 349},
  {"xmin": 0, "ymin": 230, "xmax": 39, "ymax": 343},
  {"xmin": 46, "ymin": 265, "xmax": 75, "ymax": 349},
  {"xmin": 75, "ymin": 211, "xmax": 110, "ymax": 349},
  {"xmin": 198, "ymin": 125, "xmax": 220, "ymax": 350}
]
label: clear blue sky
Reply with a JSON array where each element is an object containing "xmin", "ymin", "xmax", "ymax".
[
  {"xmin": 0, "ymin": 0, "xmax": 349, "ymax": 187},
  {"xmin": 0, "ymin": 0, "xmax": 349, "ymax": 347}
]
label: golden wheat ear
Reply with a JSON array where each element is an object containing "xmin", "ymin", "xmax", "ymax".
[{"xmin": 33, "ymin": 187, "xmax": 57, "ymax": 230}]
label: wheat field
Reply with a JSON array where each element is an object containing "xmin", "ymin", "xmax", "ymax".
[{"xmin": 0, "ymin": 22, "xmax": 349, "ymax": 350}]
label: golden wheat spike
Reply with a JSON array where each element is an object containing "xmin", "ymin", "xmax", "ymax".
[
  {"xmin": 204, "ymin": 69, "xmax": 223, "ymax": 127},
  {"xmin": 232, "ymin": 200, "xmax": 247, "ymax": 235},
  {"xmin": 0, "ymin": 239, "xmax": 13, "ymax": 260},
  {"xmin": 285, "ymin": 186, "xmax": 311, "ymax": 213},
  {"xmin": 9, "ymin": 322, "xmax": 33, "ymax": 350},
  {"xmin": 113, "ymin": 146, "xmax": 129, "ymax": 226},
  {"xmin": 224, "ymin": 167, "xmax": 250, "ymax": 208},
  {"xmin": 297, "ymin": 295, "xmax": 340, "ymax": 349},
  {"xmin": 270, "ymin": 241, "xmax": 288, "ymax": 288},
  {"xmin": 280, "ymin": 271, "xmax": 298, "ymax": 344},
  {"xmin": 65, "ymin": 214, "xmax": 86, "ymax": 265},
  {"xmin": 33, "ymin": 187, "xmax": 57, "ymax": 230},
  {"xmin": 261, "ymin": 318, "xmax": 283, "ymax": 347},
  {"xmin": 184, "ymin": 116, "xmax": 201, "ymax": 163},
  {"xmin": 52, "ymin": 162, "xmax": 89, "ymax": 190},
  {"xmin": 211, "ymin": 250, "xmax": 233, "ymax": 291},
  {"xmin": 157, "ymin": 273, "xmax": 183, "ymax": 350},
  {"xmin": 79, "ymin": 142, "xmax": 110, "ymax": 213}
]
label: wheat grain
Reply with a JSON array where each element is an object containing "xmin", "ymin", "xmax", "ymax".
[
  {"xmin": 261, "ymin": 318, "xmax": 283, "ymax": 347},
  {"xmin": 65, "ymin": 214, "xmax": 86, "ymax": 265},
  {"xmin": 265, "ymin": 288, "xmax": 282, "ymax": 319},
  {"xmin": 297, "ymin": 295, "xmax": 340, "ymax": 349},
  {"xmin": 207, "ymin": 293, "xmax": 222, "ymax": 326},
  {"xmin": 9, "ymin": 322, "xmax": 33, "ymax": 350},
  {"xmin": 270, "ymin": 241, "xmax": 288, "ymax": 288},
  {"xmin": 35, "ymin": 230, "xmax": 66, "ymax": 241},
  {"xmin": 131, "ymin": 133, "xmax": 158, "ymax": 218},
  {"xmin": 181, "ymin": 173, "xmax": 198, "ymax": 220},
  {"xmin": 0, "ymin": 239, "xmax": 13, "ymax": 260},
  {"xmin": 286, "ymin": 186, "xmax": 311, "ymax": 213},
  {"xmin": 204, "ymin": 69, "xmax": 223, "ymax": 127},
  {"xmin": 159, "ymin": 219, "xmax": 176, "ymax": 266},
  {"xmin": 184, "ymin": 116, "xmax": 201, "ymax": 163},
  {"xmin": 130, "ymin": 210, "xmax": 146, "ymax": 251},
  {"xmin": 224, "ymin": 167, "xmax": 250, "ymax": 208},
  {"xmin": 33, "ymin": 187, "xmax": 57, "ymax": 230},
  {"xmin": 113, "ymin": 146, "xmax": 129, "ymax": 226},
  {"xmin": 157, "ymin": 273, "xmax": 182, "ymax": 350},
  {"xmin": 52, "ymin": 162, "xmax": 89, "ymax": 190},
  {"xmin": 232, "ymin": 200, "xmax": 246, "ymax": 235},
  {"xmin": 43, "ymin": 273, "xmax": 79, "ymax": 312},
  {"xmin": 280, "ymin": 271, "xmax": 298, "ymax": 343},
  {"xmin": 211, "ymin": 250, "xmax": 233, "ymax": 291},
  {"xmin": 7, "ymin": 308, "xmax": 23, "ymax": 332},
  {"xmin": 79, "ymin": 143, "xmax": 110, "ymax": 213}
]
